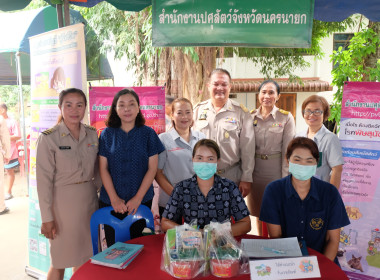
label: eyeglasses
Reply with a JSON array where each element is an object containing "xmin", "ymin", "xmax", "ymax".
[{"xmin": 303, "ymin": 109, "xmax": 323, "ymax": 116}]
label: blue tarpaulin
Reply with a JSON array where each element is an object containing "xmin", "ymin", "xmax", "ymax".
[
  {"xmin": 0, "ymin": 6, "xmax": 113, "ymax": 85},
  {"xmin": 1, "ymin": 0, "xmax": 380, "ymax": 22},
  {"xmin": 314, "ymin": 0, "xmax": 380, "ymax": 22}
]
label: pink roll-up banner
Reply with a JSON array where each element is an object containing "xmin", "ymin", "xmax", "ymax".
[
  {"xmin": 89, "ymin": 86, "xmax": 165, "ymax": 135},
  {"xmin": 339, "ymin": 82, "xmax": 380, "ymax": 279}
]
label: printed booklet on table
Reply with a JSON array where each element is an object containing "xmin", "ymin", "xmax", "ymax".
[{"xmin": 91, "ymin": 242, "xmax": 144, "ymax": 269}]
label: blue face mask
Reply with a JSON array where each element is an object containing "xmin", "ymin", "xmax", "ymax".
[
  {"xmin": 193, "ymin": 162, "xmax": 217, "ymax": 180},
  {"xmin": 289, "ymin": 162, "xmax": 317, "ymax": 181}
]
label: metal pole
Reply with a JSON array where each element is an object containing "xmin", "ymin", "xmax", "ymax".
[
  {"xmin": 56, "ymin": 4, "xmax": 64, "ymax": 28},
  {"xmin": 63, "ymin": 0, "xmax": 70, "ymax": 27},
  {"xmin": 15, "ymin": 52, "xmax": 29, "ymax": 191}
]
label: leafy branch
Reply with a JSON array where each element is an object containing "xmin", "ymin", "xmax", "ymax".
[{"xmin": 330, "ymin": 22, "xmax": 380, "ymax": 125}]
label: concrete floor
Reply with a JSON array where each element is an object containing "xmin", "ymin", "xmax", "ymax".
[{"xmin": 0, "ymin": 172, "xmax": 35, "ymax": 280}]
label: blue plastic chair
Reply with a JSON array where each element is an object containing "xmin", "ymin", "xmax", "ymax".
[{"xmin": 90, "ymin": 205, "xmax": 154, "ymax": 255}]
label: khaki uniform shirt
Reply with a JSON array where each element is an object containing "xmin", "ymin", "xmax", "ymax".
[
  {"xmin": 251, "ymin": 106, "xmax": 295, "ymax": 177},
  {"xmin": 36, "ymin": 122, "xmax": 99, "ymax": 223},
  {"xmin": 193, "ymin": 99, "xmax": 255, "ymax": 183}
]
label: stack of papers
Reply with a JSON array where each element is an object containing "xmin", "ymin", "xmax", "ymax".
[
  {"xmin": 91, "ymin": 242, "xmax": 144, "ymax": 269},
  {"xmin": 241, "ymin": 237, "xmax": 302, "ymax": 259}
]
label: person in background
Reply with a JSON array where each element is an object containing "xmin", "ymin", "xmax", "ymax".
[
  {"xmin": 155, "ymin": 98, "xmax": 205, "ymax": 220},
  {"xmin": 98, "ymin": 88, "xmax": 165, "ymax": 245},
  {"xmin": 248, "ymin": 80, "xmax": 295, "ymax": 235},
  {"xmin": 161, "ymin": 139, "xmax": 251, "ymax": 236},
  {"xmin": 36, "ymin": 88, "xmax": 100, "ymax": 280},
  {"xmin": 260, "ymin": 137, "xmax": 349, "ymax": 264},
  {"xmin": 193, "ymin": 68, "xmax": 255, "ymax": 197},
  {"xmin": 0, "ymin": 115, "xmax": 11, "ymax": 215},
  {"xmin": 165, "ymin": 95, "xmax": 175, "ymax": 131},
  {"xmin": 296, "ymin": 95, "xmax": 343, "ymax": 188},
  {"xmin": 0, "ymin": 103, "xmax": 21, "ymax": 200}
]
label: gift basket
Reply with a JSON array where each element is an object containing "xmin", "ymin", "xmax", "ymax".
[
  {"xmin": 206, "ymin": 221, "xmax": 249, "ymax": 278},
  {"xmin": 161, "ymin": 222, "xmax": 206, "ymax": 279},
  {"xmin": 161, "ymin": 221, "xmax": 249, "ymax": 279}
]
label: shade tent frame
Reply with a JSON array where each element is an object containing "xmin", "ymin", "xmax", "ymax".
[
  {"xmin": 1, "ymin": 0, "xmax": 380, "ymax": 22},
  {"xmin": 0, "ymin": 6, "xmax": 113, "ymax": 197},
  {"xmin": 15, "ymin": 52, "xmax": 29, "ymax": 189}
]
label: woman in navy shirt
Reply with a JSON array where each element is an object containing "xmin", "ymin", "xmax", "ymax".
[
  {"xmin": 99, "ymin": 88, "xmax": 164, "ymax": 245},
  {"xmin": 260, "ymin": 137, "xmax": 349, "ymax": 263}
]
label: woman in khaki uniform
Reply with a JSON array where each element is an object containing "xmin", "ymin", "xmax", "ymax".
[
  {"xmin": 247, "ymin": 80, "xmax": 295, "ymax": 235},
  {"xmin": 36, "ymin": 88, "xmax": 99, "ymax": 280}
]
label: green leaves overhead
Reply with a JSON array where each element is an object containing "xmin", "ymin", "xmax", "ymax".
[
  {"xmin": 76, "ymin": 3, "xmax": 356, "ymax": 84},
  {"xmin": 330, "ymin": 22, "xmax": 380, "ymax": 125}
]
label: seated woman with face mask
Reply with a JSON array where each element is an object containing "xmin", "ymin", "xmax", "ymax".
[
  {"xmin": 161, "ymin": 139, "xmax": 251, "ymax": 236},
  {"xmin": 259, "ymin": 137, "xmax": 349, "ymax": 264}
]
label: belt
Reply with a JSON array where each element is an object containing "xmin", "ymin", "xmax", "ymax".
[
  {"xmin": 74, "ymin": 180, "xmax": 90, "ymax": 184},
  {"xmin": 217, "ymin": 162, "xmax": 240, "ymax": 175},
  {"xmin": 255, "ymin": 153, "xmax": 281, "ymax": 160}
]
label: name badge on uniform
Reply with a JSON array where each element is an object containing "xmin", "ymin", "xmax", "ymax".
[
  {"xmin": 224, "ymin": 131, "xmax": 229, "ymax": 139},
  {"xmin": 59, "ymin": 146, "xmax": 71, "ymax": 150},
  {"xmin": 199, "ymin": 109, "xmax": 207, "ymax": 120}
]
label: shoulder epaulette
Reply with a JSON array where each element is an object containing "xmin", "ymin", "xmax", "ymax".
[
  {"xmin": 279, "ymin": 109, "xmax": 289, "ymax": 115},
  {"xmin": 41, "ymin": 127, "xmax": 56, "ymax": 135},
  {"xmin": 84, "ymin": 124, "xmax": 96, "ymax": 131},
  {"xmin": 250, "ymin": 109, "xmax": 257, "ymax": 114},
  {"xmin": 194, "ymin": 100, "xmax": 207, "ymax": 108},
  {"xmin": 240, "ymin": 103, "xmax": 249, "ymax": 113}
]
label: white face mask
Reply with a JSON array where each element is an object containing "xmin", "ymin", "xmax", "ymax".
[{"xmin": 289, "ymin": 162, "xmax": 317, "ymax": 181}]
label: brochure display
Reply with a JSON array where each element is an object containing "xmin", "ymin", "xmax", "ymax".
[{"xmin": 339, "ymin": 82, "xmax": 380, "ymax": 279}]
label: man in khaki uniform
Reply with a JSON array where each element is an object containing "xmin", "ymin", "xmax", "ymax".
[
  {"xmin": 0, "ymin": 116, "xmax": 11, "ymax": 215},
  {"xmin": 193, "ymin": 68, "xmax": 255, "ymax": 197}
]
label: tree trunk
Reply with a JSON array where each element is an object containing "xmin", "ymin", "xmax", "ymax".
[
  {"xmin": 134, "ymin": 12, "xmax": 141, "ymax": 82},
  {"xmin": 178, "ymin": 47, "xmax": 217, "ymax": 104},
  {"xmin": 161, "ymin": 47, "xmax": 217, "ymax": 103},
  {"xmin": 164, "ymin": 48, "xmax": 172, "ymax": 96},
  {"xmin": 363, "ymin": 21, "xmax": 380, "ymax": 81}
]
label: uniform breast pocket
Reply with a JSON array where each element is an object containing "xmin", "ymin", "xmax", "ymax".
[
  {"xmin": 55, "ymin": 149, "xmax": 78, "ymax": 172},
  {"xmin": 196, "ymin": 120, "xmax": 209, "ymax": 134},
  {"xmin": 221, "ymin": 123, "xmax": 239, "ymax": 143},
  {"xmin": 268, "ymin": 126, "xmax": 284, "ymax": 149},
  {"xmin": 307, "ymin": 211, "xmax": 326, "ymax": 232},
  {"xmin": 85, "ymin": 145, "xmax": 98, "ymax": 166}
]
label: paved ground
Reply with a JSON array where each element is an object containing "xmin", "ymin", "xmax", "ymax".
[{"xmin": 0, "ymin": 171, "xmax": 34, "ymax": 280}]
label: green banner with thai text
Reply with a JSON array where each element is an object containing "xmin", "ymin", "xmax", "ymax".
[{"xmin": 153, "ymin": 0, "xmax": 314, "ymax": 48}]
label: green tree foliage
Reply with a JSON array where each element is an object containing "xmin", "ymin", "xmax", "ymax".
[
  {"xmin": 0, "ymin": 85, "xmax": 31, "ymax": 121},
  {"xmin": 76, "ymin": 2, "xmax": 355, "ymax": 86},
  {"xmin": 330, "ymin": 21, "xmax": 380, "ymax": 125}
]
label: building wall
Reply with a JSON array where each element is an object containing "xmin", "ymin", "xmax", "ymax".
[
  {"xmin": 218, "ymin": 32, "xmax": 349, "ymax": 133},
  {"xmin": 108, "ymin": 18, "xmax": 363, "ymax": 134}
]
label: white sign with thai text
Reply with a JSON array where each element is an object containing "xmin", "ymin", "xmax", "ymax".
[{"xmin": 249, "ymin": 256, "xmax": 321, "ymax": 279}]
